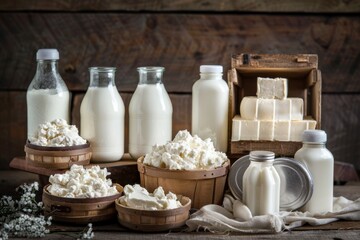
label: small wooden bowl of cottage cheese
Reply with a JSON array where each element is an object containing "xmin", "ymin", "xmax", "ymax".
[
  {"xmin": 43, "ymin": 165, "xmax": 123, "ymax": 224},
  {"xmin": 115, "ymin": 184, "xmax": 191, "ymax": 232},
  {"xmin": 25, "ymin": 119, "xmax": 92, "ymax": 169}
]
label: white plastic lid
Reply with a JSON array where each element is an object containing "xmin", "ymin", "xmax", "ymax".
[
  {"xmin": 200, "ymin": 65, "xmax": 223, "ymax": 73},
  {"xmin": 302, "ymin": 130, "xmax": 327, "ymax": 143},
  {"xmin": 36, "ymin": 49, "xmax": 59, "ymax": 60}
]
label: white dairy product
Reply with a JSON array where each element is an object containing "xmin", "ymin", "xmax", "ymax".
[
  {"xmin": 47, "ymin": 164, "xmax": 118, "ymax": 198},
  {"xmin": 231, "ymin": 115, "xmax": 316, "ymax": 141},
  {"xmin": 257, "ymin": 77, "xmax": 288, "ymax": 99},
  {"xmin": 27, "ymin": 89, "xmax": 70, "ymax": 139},
  {"xmin": 192, "ymin": 65, "xmax": 229, "ymax": 152},
  {"xmin": 294, "ymin": 130, "xmax": 334, "ymax": 213},
  {"xmin": 129, "ymin": 83, "xmax": 172, "ymax": 159},
  {"xmin": 242, "ymin": 151, "xmax": 280, "ymax": 216},
  {"xmin": 119, "ymin": 184, "xmax": 182, "ymax": 210},
  {"xmin": 29, "ymin": 118, "xmax": 86, "ymax": 147},
  {"xmin": 240, "ymin": 97, "xmax": 303, "ymax": 121},
  {"xmin": 274, "ymin": 121, "xmax": 291, "ymax": 141},
  {"xmin": 80, "ymin": 85, "xmax": 125, "ymax": 162},
  {"xmin": 144, "ymin": 130, "xmax": 228, "ymax": 170}
]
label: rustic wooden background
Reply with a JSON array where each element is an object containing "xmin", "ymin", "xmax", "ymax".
[{"xmin": 0, "ymin": 0, "xmax": 359, "ymax": 178}]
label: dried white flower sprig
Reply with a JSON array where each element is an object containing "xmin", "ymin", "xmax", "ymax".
[{"xmin": 0, "ymin": 182, "xmax": 95, "ymax": 240}]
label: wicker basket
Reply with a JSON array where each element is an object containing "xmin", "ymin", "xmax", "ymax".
[
  {"xmin": 137, "ymin": 157, "xmax": 230, "ymax": 209},
  {"xmin": 42, "ymin": 184, "xmax": 123, "ymax": 224},
  {"xmin": 25, "ymin": 141, "xmax": 91, "ymax": 169},
  {"xmin": 115, "ymin": 195, "xmax": 191, "ymax": 232}
]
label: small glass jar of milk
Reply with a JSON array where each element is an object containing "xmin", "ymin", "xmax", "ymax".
[
  {"xmin": 192, "ymin": 65, "xmax": 229, "ymax": 152},
  {"xmin": 243, "ymin": 151, "xmax": 280, "ymax": 216},
  {"xmin": 80, "ymin": 67, "xmax": 125, "ymax": 162},
  {"xmin": 27, "ymin": 49, "xmax": 70, "ymax": 139},
  {"xmin": 129, "ymin": 67, "xmax": 173, "ymax": 159},
  {"xmin": 294, "ymin": 130, "xmax": 334, "ymax": 213}
]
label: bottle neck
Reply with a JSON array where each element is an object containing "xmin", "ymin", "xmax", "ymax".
[
  {"xmin": 89, "ymin": 68, "xmax": 116, "ymax": 87},
  {"xmin": 138, "ymin": 67, "xmax": 164, "ymax": 85},
  {"xmin": 31, "ymin": 60, "xmax": 66, "ymax": 90},
  {"xmin": 302, "ymin": 142, "xmax": 326, "ymax": 148},
  {"xmin": 36, "ymin": 60, "xmax": 59, "ymax": 75},
  {"xmin": 250, "ymin": 160, "xmax": 274, "ymax": 167},
  {"xmin": 200, "ymin": 73, "xmax": 223, "ymax": 80}
]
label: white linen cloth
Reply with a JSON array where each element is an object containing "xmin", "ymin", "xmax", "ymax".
[{"xmin": 186, "ymin": 194, "xmax": 360, "ymax": 233}]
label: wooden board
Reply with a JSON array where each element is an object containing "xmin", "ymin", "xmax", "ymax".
[
  {"xmin": 0, "ymin": 0, "xmax": 359, "ymax": 13},
  {"xmin": 0, "ymin": 14, "xmax": 359, "ymax": 93}
]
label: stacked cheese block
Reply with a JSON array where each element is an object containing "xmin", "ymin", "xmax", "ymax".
[{"xmin": 232, "ymin": 77, "xmax": 316, "ymax": 142}]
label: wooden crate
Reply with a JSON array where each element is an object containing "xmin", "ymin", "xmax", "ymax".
[{"xmin": 228, "ymin": 53, "xmax": 321, "ymax": 157}]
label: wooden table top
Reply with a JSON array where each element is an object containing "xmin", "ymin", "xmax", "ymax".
[{"xmin": 3, "ymin": 158, "xmax": 360, "ymax": 239}]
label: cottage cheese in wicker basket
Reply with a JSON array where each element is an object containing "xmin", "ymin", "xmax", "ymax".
[
  {"xmin": 29, "ymin": 118, "xmax": 86, "ymax": 147},
  {"xmin": 143, "ymin": 130, "xmax": 228, "ymax": 170},
  {"xmin": 47, "ymin": 165, "xmax": 118, "ymax": 198}
]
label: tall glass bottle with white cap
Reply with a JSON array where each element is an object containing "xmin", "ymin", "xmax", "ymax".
[
  {"xmin": 294, "ymin": 130, "xmax": 334, "ymax": 213},
  {"xmin": 129, "ymin": 67, "xmax": 173, "ymax": 159},
  {"xmin": 192, "ymin": 65, "xmax": 229, "ymax": 152},
  {"xmin": 27, "ymin": 49, "xmax": 70, "ymax": 139}
]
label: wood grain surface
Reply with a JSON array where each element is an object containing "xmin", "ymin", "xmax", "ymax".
[
  {"xmin": 0, "ymin": 0, "xmax": 359, "ymax": 13},
  {"xmin": 0, "ymin": 13, "xmax": 359, "ymax": 93}
]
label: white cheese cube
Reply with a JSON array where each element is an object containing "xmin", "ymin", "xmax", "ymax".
[
  {"xmin": 240, "ymin": 97, "xmax": 258, "ymax": 120},
  {"xmin": 274, "ymin": 121, "xmax": 290, "ymax": 141},
  {"xmin": 231, "ymin": 116, "xmax": 259, "ymax": 141},
  {"xmin": 290, "ymin": 118, "xmax": 317, "ymax": 141},
  {"xmin": 257, "ymin": 99, "xmax": 275, "ymax": 120},
  {"xmin": 257, "ymin": 77, "xmax": 288, "ymax": 99},
  {"xmin": 291, "ymin": 98, "xmax": 304, "ymax": 120},
  {"xmin": 259, "ymin": 121, "xmax": 275, "ymax": 141},
  {"xmin": 275, "ymin": 99, "xmax": 291, "ymax": 121}
]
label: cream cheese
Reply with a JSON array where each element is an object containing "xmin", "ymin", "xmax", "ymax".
[
  {"xmin": 29, "ymin": 118, "xmax": 86, "ymax": 147},
  {"xmin": 119, "ymin": 184, "xmax": 181, "ymax": 210}
]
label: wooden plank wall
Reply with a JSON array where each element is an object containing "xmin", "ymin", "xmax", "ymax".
[{"xmin": 0, "ymin": 0, "xmax": 359, "ymax": 173}]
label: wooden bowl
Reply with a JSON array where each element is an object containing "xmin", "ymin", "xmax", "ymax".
[
  {"xmin": 24, "ymin": 141, "xmax": 92, "ymax": 169},
  {"xmin": 138, "ymin": 156, "xmax": 230, "ymax": 209},
  {"xmin": 115, "ymin": 195, "xmax": 191, "ymax": 232},
  {"xmin": 42, "ymin": 184, "xmax": 123, "ymax": 224}
]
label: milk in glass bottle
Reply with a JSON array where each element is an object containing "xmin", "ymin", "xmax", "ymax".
[
  {"xmin": 243, "ymin": 151, "xmax": 280, "ymax": 216},
  {"xmin": 192, "ymin": 65, "xmax": 229, "ymax": 152},
  {"xmin": 294, "ymin": 130, "xmax": 334, "ymax": 213},
  {"xmin": 129, "ymin": 67, "xmax": 173, "ymax": 159},
  {"xmin": 80, "ymin": 67, "xmax": 125, "ymax": 162},
  {"xmin": 27, "ymin": 49, "xmax": 70, "ymax": 139}
]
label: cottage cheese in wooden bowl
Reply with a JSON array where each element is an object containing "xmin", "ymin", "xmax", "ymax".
[{"xmin": 137, "ymin": 130, "xmax": 230, "ymax": 209}]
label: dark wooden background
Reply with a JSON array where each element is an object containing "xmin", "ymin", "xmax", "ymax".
[{"xmin": 0, "ymin": 0, "xmax": 359, "ymax": 175}]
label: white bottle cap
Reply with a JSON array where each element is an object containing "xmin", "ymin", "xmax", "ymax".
[
  {"xmin": 302, "ymin": 130, "xmax": 327, "ymax": 143},
  {"xmin": 36, "ymin": 49, "xmax": 59, "ymax": 60},
  {"xmin": 200, "ymin": 65, "xmax": 223, "ymax": 73}
]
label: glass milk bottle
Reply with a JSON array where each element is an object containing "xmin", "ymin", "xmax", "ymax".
[
  {"xmin": 192, "ymin": 65, "xmax": 229, "ymax": 152},
  {"xmin": 129, "ymin": 67, "xmax": 173, "ymax": 159},
  {"xmin": 80, "ymin": 67, "xmax": 125, "ymax": 162},
  {"xmin": 294, "ymin": 130, "xmax": 334, "ymax": 213},
  {"xmin": 243, "ymin": 151, "xmax": 280, "ymax": 216},
  {"xmin": 27, "ymin": 49, "xmax": 70, "ymax": 139}
]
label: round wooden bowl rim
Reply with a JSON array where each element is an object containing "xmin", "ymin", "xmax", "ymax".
[
  {"xmin": 43, "ymin": 184, "xmax": 123, "ymax": 203},
  {"xmin": 26, "ymin": 140, "xmax": 91, "ymax": 151},
  {"xmin": 137, "ymin": 156, "xmax": 230, "ymax": 179},
  {"xmin": 115, "ymin": 195, "xmax": 191, "ymax": 215}
]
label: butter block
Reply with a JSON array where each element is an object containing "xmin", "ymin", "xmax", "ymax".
[
  {"xmin": 231, "ymin": 116, "xmax": 242, "ymax": 141},
  {"xmin": 259, "ymin": 121, "xmax": 275, "ymax": 141},
  {"xmin": 274, "ymin": 121, "xmax": 291, "ymax": 141},
  {"xmin": 240, "ymin": 97, "xmax": 304, "ymax": 121},
  {"xmin": 257, "ymin": 77, "xmax": 288, "ymax": 99}
]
